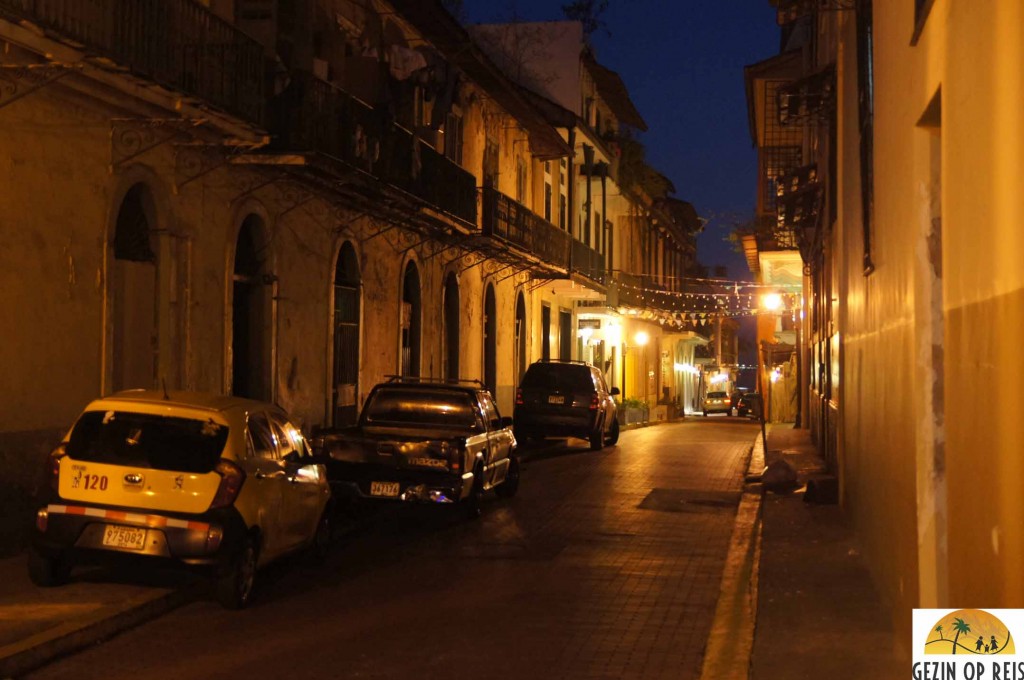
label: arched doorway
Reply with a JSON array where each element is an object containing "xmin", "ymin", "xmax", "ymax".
[
  {"xmin": 484, "ymin": 284, "xmax": 497, "ymax": 395},
  {"xmin": 232, "ymin": 215, "xmax": 271, "ymax": 401},
  {"xmin": 112, "ymin": 183, "xmax": 158, "ymax": 391},
  {"xmin": 401, "ymin": 261, "xmax": 421, "ymax": 376},
  {"xmin": 332, "ymin": 242, "xmax": 360, "ymax": 427},
  {"xmin": 515, "ymin": 292, "xmax": 527, "ymax": 384},
  {"xmin": 443, "ymin": 273, "xmax": 460, "ymax": 381}
]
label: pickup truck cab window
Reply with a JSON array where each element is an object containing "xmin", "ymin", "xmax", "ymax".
[{"xmin": 479, "ymin": 392, "xmax": 500, "ymax": 428}]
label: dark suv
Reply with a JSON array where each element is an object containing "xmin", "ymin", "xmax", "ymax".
[{"xmin": 513, "ymin": 360, "xmax": 620, "ymax": 450}]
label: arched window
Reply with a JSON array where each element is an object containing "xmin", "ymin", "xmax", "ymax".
[
  {"xmin": 484, "ymin": 284, "xmax": 497, "ymax": 395},
  {"xmin": 401, "ymin": 261, "xmax": 422, "ymax": 377},
  {"xmin": 112, "ymin": 183, "xmax": 157, "ymax": 391},
  {"xmin": 232, "ymin": 215, "xmax": 271, "ymax": 400},
  {"xmin": 332, "ymin": 242, "xmax": 361, "ymax": 426},
  {"xmin": 443, "ymin": 273, "xmax": 460, "ymax": 381}
]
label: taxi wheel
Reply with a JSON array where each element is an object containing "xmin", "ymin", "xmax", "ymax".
[
  {"xmin": 27, "ymin": 547, "xmax": 70, "ymax": 587},
  {"xmin": 217, "ymin": 536, "xmax": 258, "ymax": 610},
  {"xmin": 495, "ymin": 456, "xmax": 520, "ymax": 499},
  {"xmin": 606, "ymin": 419, "xmax": 620, "ymax": 446},
  {"xmin": 311, "ymin": 508, "xmax": 333, "ymax": 560}
]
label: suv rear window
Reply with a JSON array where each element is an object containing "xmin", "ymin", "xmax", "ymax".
[
  {"xmin": 363, "ymin": 388, "xmax": 478, "ymax": 428},
  {"xmin": 66, "ymin": 410, "xmax": 229, "ymax": 473},
  {"xmin": 707, "ymin": 391, "xmax": 728, "ymax": 398},
  {"xmin": 520, "ymin": 364, "xmax": 594, "ymax": 392}
]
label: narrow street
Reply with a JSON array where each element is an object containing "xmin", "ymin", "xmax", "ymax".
[{"xmin": 26, "ymin": 419, "xmax": 758, "ymax": 680}]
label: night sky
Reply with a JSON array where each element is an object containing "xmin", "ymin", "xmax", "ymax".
[{"xmin": 463, "ymin": 0, "xmax": 780, "ymax": 281}]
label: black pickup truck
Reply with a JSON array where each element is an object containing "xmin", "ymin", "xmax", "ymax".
[{"xmin": 314, "ymin": 378, "xmax": 520, "ymax": 518}]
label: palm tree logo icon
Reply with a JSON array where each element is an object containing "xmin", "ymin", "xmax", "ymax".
[{"xmin": 925, "ymin": 610, "xmax": 1014, "ymax": 655}]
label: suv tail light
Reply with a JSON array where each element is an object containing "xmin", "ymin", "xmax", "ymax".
[
  {"xmin": 589, "ymin": 395, "xmax": 599, "ymax": 410},
  {"xmin": 515, "ymin": 388, "xmax": 523, "ymax": 405},
  {"xmin": 210, "ymin": 459, "xmax": 246, "ymax": 509},
  {"xmin": 47, "ymin": 443, "xmax": 67, "ymax": 492}
]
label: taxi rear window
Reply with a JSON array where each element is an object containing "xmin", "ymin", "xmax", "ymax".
[{"xmin": 66, "ymin": 410, "xmax": 229, "ymax": 473}]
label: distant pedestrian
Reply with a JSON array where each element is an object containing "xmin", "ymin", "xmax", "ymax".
[
  {"xmin": 991, "ymin": 636, "xmax": 999, "ymax": 653},
  {"xmin": 977, "ymin": 636, "xmax": 984, "ymax": 652}
]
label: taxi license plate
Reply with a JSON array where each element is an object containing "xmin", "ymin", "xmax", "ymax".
[
  {"xmin": 102, "ymin": 525, "xmax": 147, "ymax": 551},
  {"xmin": 547, "ymin": 395, "xmax": 565, "ymax": 404},
  {"xmin": 370, "ymin": 481, "xmax": 400, "ymax": 497}
]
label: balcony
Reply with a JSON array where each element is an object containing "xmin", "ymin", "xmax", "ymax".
[
  {"xmin": 480, "ymin": 186, "xmax": 570, "ymax": 271},
  {"xmin": 0, "ymin": 0, "xmax": 265, "ymax": 123},
  {"xmin": 271, "ymin": 72, "xmax": 477, "ymax": 225},
  {"xmin": 571, "ymin": 239, "xmax": 606, "ymax": 286}
]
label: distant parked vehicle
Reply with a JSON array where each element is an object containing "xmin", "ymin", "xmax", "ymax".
[
  {"xmin": 737, "ymin": 392, "xmax": 763, "ymax": 419},
  {"xmin": 314, "ymin": 378, "xmax": 519, "ymax": 519},
  {"xmin": 703, "ymin": 391, "xmax": 731, "ymax": 417},
  {"xmin": 29, "ymin": 390, "xmax": 332, "ymax": 609},
  {"xmin": 513, "ymin": 360, "xmax": 619, "ymax": 450}
]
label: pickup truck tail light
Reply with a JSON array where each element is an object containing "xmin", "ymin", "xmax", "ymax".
[
  {"xmin": 446, "ymin": 439, "xmax": 463, "ymax": 473},
  {"xmin": 47, "ymin": 443, "xmax": 67, "ymax": 492},
  {"xmin": 210, "ymin": 459, "xmax": 246, "ymax": 509}
]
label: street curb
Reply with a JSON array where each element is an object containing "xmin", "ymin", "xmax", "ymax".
[
  {"xmin": 698, "ymin": 428, "xmax": 768, "ymax": 680},
  {"xmin": 0, "ymin": 583, "xmax": 198, "ymax": 679}
]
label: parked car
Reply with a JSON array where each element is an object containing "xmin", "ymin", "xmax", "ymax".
[
  {"xmin": 315, "ymin": 378, "xmax": 519, "ymax": 519},
  {"xmin": 513, "ymin": 360, "xmax": 619, "ymax": 450},
  {"xmin": 29, "ymin": 390, "xmax": 332, "ymax": 609},
  {"xmin": 703, "ymin": 390, "xmax": 731, "ymax": 416},
  {"xmin": 737, "ymin": 392, "xmax": 763, "ymax": 418}
]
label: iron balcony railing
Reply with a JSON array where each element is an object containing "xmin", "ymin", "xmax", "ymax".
[
  {"xmin": 571, "ymin": 239, "xmax": 606, "ymax": 286},
  {"xmin": 480, "ymin": 186, "xmax": 570, "ymax": 271},
  {"xmin": 272, "ymin": 72, "xmax": 477, "ymax": 225},
  {"xmin": 0, "ymin": 0, "xmax": 265, "ymax": 123}
]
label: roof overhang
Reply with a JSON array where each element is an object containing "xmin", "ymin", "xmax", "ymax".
[{"xmin": 387, "ymin": 0, "xmax": 570, "ymax": 158}]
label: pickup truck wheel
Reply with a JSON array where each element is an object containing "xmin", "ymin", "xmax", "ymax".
[
  {"xmin": 462, "ymin": 466, "xmax": 484, "ymax": 519},
  {"xmin": 589, "ymin": 421, "xmax": 605, "ymax": 451},
  {"xmin": 216, "ymin": 535, "xmax": 258, "ymax": 610},
  {"xmin": 605, "ymin": 419, "xmax": 620, "ymax": 446},
  {"xmin": 27, "ymin": 547, "xmax": 71, "ymax": 587},
  {"xmin": 495, "ymin": 456, "xmax": 520, "ymax": 499}
]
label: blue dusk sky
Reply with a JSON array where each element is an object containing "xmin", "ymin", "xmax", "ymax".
[{"xmin": 463, "ymin": 0, "xmax": 780, "ymax": 281}]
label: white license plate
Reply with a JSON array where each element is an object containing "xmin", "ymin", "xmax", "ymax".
[
  {"xmin": 102, "ymin": 525, "xmax": 147, "ymax": 551},
  {"xmin": 369, "ymin": 481, "xmax": 400, "ymax": 497},
  {"xmin": 547, "ymin": 395, "xmax": 565, "ymax": 404}
]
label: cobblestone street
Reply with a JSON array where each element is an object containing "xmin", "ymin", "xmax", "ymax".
[{"xmin": 25, "ymin": 420, "xmax": 758, "ymax": 680}]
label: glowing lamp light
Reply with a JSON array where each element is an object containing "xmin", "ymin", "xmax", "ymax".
[
  {"xmin": 634, "ymin": 331, "xmax": 649, "ymax": 347},
  {"xmin": 762, "ymin": 293, "xmax": 783, "ymax": 311},
  {"xmin": 578, "ymin": 327, "xmax": 593, "ymax": 343},
  {"xmin": 770, "ymin": 368, "xmax": 782, "ymax": 383},
  {"xmin": 710, "ymin": 374, "xmax": 729, "ymax": 384}
]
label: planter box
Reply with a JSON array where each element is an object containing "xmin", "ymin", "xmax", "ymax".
[{"xmin": 618, "ymin": 407, "xmax": 649, "ymax": 425}]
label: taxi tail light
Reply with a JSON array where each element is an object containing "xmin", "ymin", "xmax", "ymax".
[
  {"xmin": 47, "ymin": 444, "xmax": 67, "ymax": 492},
  {"xmin": 589, "ymin": 395, "xmax": 599, "ymax": 410},
  {"xmin": 515, "ymin": 388, "xmax": 523, "ymax": 405},
  {"xmin": 210, "ymin": 459, "xmax": 246, "ymax": 509}
]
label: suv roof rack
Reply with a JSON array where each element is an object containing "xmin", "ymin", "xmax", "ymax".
[
  {"xmin": 383, "ymin": 375, "xmax": 485, "ymax": 387},
  {"xmin": 531, "ymin": 359, "xmax": 593, "ymax": 366}
]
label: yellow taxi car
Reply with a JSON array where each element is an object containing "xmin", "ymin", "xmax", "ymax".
[{"xmin": 29, "ymin": 390, "xmax": 332, "ymax": 609}]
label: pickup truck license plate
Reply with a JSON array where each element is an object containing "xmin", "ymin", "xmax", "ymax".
[
  {"xmin": 547, "ymin": 395, "xmax": 564, "ymax": 404},
  {"xmin": 370, "ymin": 481, "xmax": 400, "ymax": 497},
  {"xmin": 102, "ymin": 525, "xmax": 147, "ymax": 550}
]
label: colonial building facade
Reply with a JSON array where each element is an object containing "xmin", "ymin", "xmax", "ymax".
[
  {"xmin": 744, "ymin": 0, "xmax": 1024, "ymax": 650},
  {"xmin": 0, "ymin": 1, "xmax": 705, "ymax": 548}
]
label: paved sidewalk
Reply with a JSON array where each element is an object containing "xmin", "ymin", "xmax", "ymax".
[
  {"xmin": 750, "ymin": 424, "xmax": 908, "ymax": 679},
  {"xmin": 0, "ymin": 554, "xmax": 196, "ymax": 678}
]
